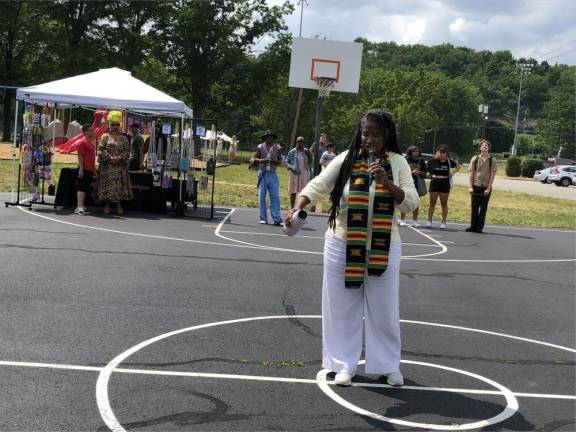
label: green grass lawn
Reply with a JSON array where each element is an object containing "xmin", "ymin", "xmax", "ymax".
[
  {"xmin": 1, "ymin": 159, "xmax": 574, "ymax": 228},
  {"xmin": 214, "ymin": 164, "xmax": 575, "ymax": 229}
]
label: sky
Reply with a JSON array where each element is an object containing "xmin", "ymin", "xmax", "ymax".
[{"xmin": 263, "ymin": 0, "xmax": 576, "ymax": 66}]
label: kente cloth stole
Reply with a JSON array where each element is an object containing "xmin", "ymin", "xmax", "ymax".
[{"xmin": 345, "ymin": 150, "xmax": 395, "ymax": 288}]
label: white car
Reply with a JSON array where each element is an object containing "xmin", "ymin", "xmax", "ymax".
[
  {"xmin": 533, "ymin": 167, "xmax": 555, "ymax": 183},
  {"xmin": 547, "ymin": 165, "xmax": 576, "ymax": 187}
]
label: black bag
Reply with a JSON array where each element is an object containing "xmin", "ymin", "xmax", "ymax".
[{"xmin": 416, "ymin": 176, "xmax": 427, "ymax": 197}]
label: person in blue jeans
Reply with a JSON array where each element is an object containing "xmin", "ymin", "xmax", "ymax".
[{"xmin": 253, "ymin": 130, "xmax": 283, "ymax": 225}]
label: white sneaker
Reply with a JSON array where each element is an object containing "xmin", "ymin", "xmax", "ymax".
[
  {"xmin": 440, "ymin": 222, "xmax": 447, "ymax": 229},
  {"xmin": 385, "ymin": 371, "xmax": 404, "ymax": 387},
  {"xmin": 426, "ymin": 220, "xmax": 432, "ymax": 228},
  {"xmin": 398, "ymin": 220, "xmax": 407, "ymax": 227},
  {"xmin": 412, "ymin": 221, "xmax": 420, "ymax": 227},
  {"xmin": 334, "ymin": 372, "xmax": 353, "ymax": 386},
  {"xmin": 74, "ymin": 207, "xmax": 86, "ymax": 215}
]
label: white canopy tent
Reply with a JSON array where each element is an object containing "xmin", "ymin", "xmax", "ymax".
[
  {"xmin": 10, "ymin": 68, "xmax": 194, "ymax": 202},
  {"xmin": 16, "ymin": 67, "xmax": 193, "ymax": 117},
  {"xmin": 200, "ymin": 130, "xmax": 232, "ymax": 142}
]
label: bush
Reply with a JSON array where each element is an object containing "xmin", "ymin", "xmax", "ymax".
[
  {"xmin": 521, "ymin": 158, "xmax": 545, "ymax": 178},
  {"xmin": 505, "ymin": 157, "xmax": 522, "ymax": 177}
]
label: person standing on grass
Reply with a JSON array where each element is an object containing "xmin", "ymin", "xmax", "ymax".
[
  {"xmin": 426, "ymin": 145, "xmax": 460, "ymax": 229},
  {"xmin": 285, "ymin": 136, "xmax": 312, "ymax": 208},
  {"xmin": 310, "ymin": 132, "xmax": 330, "ymax": 174},
  {"xmin": 75, "ymin": 124, "xmax": 97, "ymax": 215},
  {"xmin": 320, "ymin": 143, "xmax": 337, "ymax": 170},
  {"xmin": 229, "ymin": 135, "xmax": 238, "ymax": 163},
  {"xmin": 252, "ymin": 130, "xmax": 283, "ymax": 226},
  {"xmin": 466, "ymin": 139, "xmax": 497, "ymax": 233},
  {"xmin": 399, "ymin": 145, "xmax": 427, "ymax": 227}
]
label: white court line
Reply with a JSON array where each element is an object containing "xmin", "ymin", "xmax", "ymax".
[
  {"xmin": 206, "ymin": 225, "xmax": 443, "ymax": 247},
  {"xmin": 0, "ymin": 360, "xmax": 573, "ymax": 401},
  {"xmin": 214, "ymin": 229, "xmax": 324, "ymax": 239},
  {"xmin": 214, "ymin": 209, "xmax": 322, "ymax": 255},
  {"xmin": 404, "ymin": 226, "xmax": 448, "ymax": 258},
  {"xmin": 14, "ymin": 206, "xmax": 308, "ymax": 253},
  {"xmin": 14, "ymin": 206, "xmax": 574, "ymax": 262},
  {"xmin": 95, "ymin": 315, "xmax": 576, "ymax": 432},
  {"xmin": 406, "ymin": 257, "xmax": 576, "ymax": 263},
  {"xmin": 448, "ymin": 222, "xmax": 575, "ymax": 234}
]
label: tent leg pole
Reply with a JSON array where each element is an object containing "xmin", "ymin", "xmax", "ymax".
[{"xmin": 10, "ymin": 99, "xmax": 19, "ymax": 204}]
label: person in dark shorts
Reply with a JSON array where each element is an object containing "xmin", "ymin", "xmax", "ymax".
[
  {"xmin": 426, "ymin": 145, "xmax": 460, "ymax": 229},
  {"xmin": 399, "ymin": 145, "xmax": 427, "ymax": 227},
  {"xmin": 75, "ymin": 124, "xmax": 97, "ymax": 215}
]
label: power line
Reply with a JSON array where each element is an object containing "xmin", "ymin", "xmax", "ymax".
[
  {"xmin": 542, "ymin": 47, "xmax": 576, "ymax": 62},
  {"xmin": 535, "ymin": 39, "xmax": 576, "ymax": 60}
]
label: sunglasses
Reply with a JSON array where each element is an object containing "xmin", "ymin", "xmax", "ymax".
[{"xmin": 110, "ymin": 123, "xmax": 120, "ymax": 126}]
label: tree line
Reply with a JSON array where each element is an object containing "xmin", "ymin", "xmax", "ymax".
[{"xmin": 1, "ymin": 0, "xmax": 574, "ymax": 160}]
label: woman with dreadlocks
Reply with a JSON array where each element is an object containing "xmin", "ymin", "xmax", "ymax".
[{"xmin": 284, "ymin": 109, "xmax": 420, "ymax": 387}]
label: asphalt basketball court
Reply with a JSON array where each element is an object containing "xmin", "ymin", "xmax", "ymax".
[{"xmin": 0, "ymin": 197, "xmax": 574, "ymax": 431}]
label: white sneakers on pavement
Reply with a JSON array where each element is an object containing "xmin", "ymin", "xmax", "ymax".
[
  {"xmin": 440, "ymin": 222, "xmax": 447, "ymax": 229},
  {"xmin": 426, "ymin": 220, "xmax": 432, "ymax": 228},
  {"xmin": 334, "ymin": 372, "xmax": 353, "ymax": 386},
  {"xmin": 412, "ymin": 220, "xmax": 420, "ymax": 227},
  {"xmin": 398, "ymin": 220, "xmax": 407, "ymax": 227},
  {"xmin": 384, "ymin": 371, "xmax": 404, "ymax": 386}
]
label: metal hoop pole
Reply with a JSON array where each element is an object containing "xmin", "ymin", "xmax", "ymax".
[{"xmin": 313, "ymin": 95, "xmax": 323, "ymax": 177}]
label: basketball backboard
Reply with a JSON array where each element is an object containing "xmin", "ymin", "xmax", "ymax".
[{"xmin": 288, "ymin": 37, "xmax": 363, "ymax": 94}]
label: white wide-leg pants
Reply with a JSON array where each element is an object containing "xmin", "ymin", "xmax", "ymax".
[{"xmin": 322, "ymin": 231, "xmax": 402, "ymax": 375}]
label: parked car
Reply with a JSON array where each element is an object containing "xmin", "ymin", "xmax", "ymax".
[
  {"xmin": 547, "ymin": 165, "xmax": 576, "ymax": 187},
  {"xmin": 533, "ymin": 166, "xmax": 555, "ymax": 183}
]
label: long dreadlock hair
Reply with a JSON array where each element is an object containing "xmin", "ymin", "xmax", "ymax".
[{"xmin": 327, "ymin": 109, "xmax": 401, "ymax": 230}]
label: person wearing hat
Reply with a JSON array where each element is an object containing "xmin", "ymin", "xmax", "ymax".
[
  {"xmin": 129, "ymin": 122, "xmax": 144, "ymax": 171},
  {"xmin": 253, "ymin": 130, "xmax": 283, "ymax": 225},
  {"xmin": 95, "ymin": 111, "xmax": 133, "ymax": 215},
  {"xmin": 285, "ymin": 136, "xmax": 312, "ymax": 208}
]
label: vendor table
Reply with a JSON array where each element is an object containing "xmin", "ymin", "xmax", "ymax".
[{"xmin": 54, "ymin": 168, "xmax": 167, "ymax": 212}]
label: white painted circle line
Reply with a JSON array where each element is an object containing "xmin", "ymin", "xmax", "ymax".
[
  {"xmin": 95, "ymin": 316, "xmax": 575, "ymax": 432},
  {"xmin": 214, "ymin": 209, "xmax": 322, "ymax": 255},
  {"xmin": 403, "ymin": 225, "xmax": 449, "ymax": 258},
  {"xmin": 401, "ymin": 319, "xmax": 576, "ymax": 354},
  {"xmin": 15, "ymin": 206, "xmax": 312, "ymax": 253},
  {"xmin": 317, "ymin": 360, "xmax": 518, "ymax": 430},
  {"xmin": 15, "ymin": 206, "xmax": 574, "ymax": 262},
  {"xmin": 96, "ymin": 315, "xmax": 319, "ymax": 432}
]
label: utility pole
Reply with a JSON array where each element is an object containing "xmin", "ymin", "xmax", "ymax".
[
  {"xmin": 289, "ymin": 0, "xmax": 306, "ymax": 151},
  {"xmin": 511, "ymin": 63, "xmax": 532, "ymax": 156},
  {"xmin": 478, "ymin": 104, "xmax": 489, "ymax": 138}
]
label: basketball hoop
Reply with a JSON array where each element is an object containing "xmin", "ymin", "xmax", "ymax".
[{"xmin": 314, "ymin": 76, "xmax": 336, "ymax": 99}]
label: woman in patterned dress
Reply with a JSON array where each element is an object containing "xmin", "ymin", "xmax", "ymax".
[{"xmin": 95, "ymin": 111, "xmax": 133, "ymax": 215}]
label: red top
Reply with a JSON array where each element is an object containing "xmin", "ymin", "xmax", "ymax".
[{"xmin": 77, "ymin": 137, "xmax": 96, "ymax": 172}]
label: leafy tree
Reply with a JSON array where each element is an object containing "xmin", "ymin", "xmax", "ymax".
[
  {"xmin": 152, "ymin": 0, "xmax": 293, "ymax": 119},
  {"xmin": 538, "ymin": 73, "xmax": 576, "ymax": 160},
  {"xmin": 0, "ymin": 1, "xmax": 40, "ymax": 140}
]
